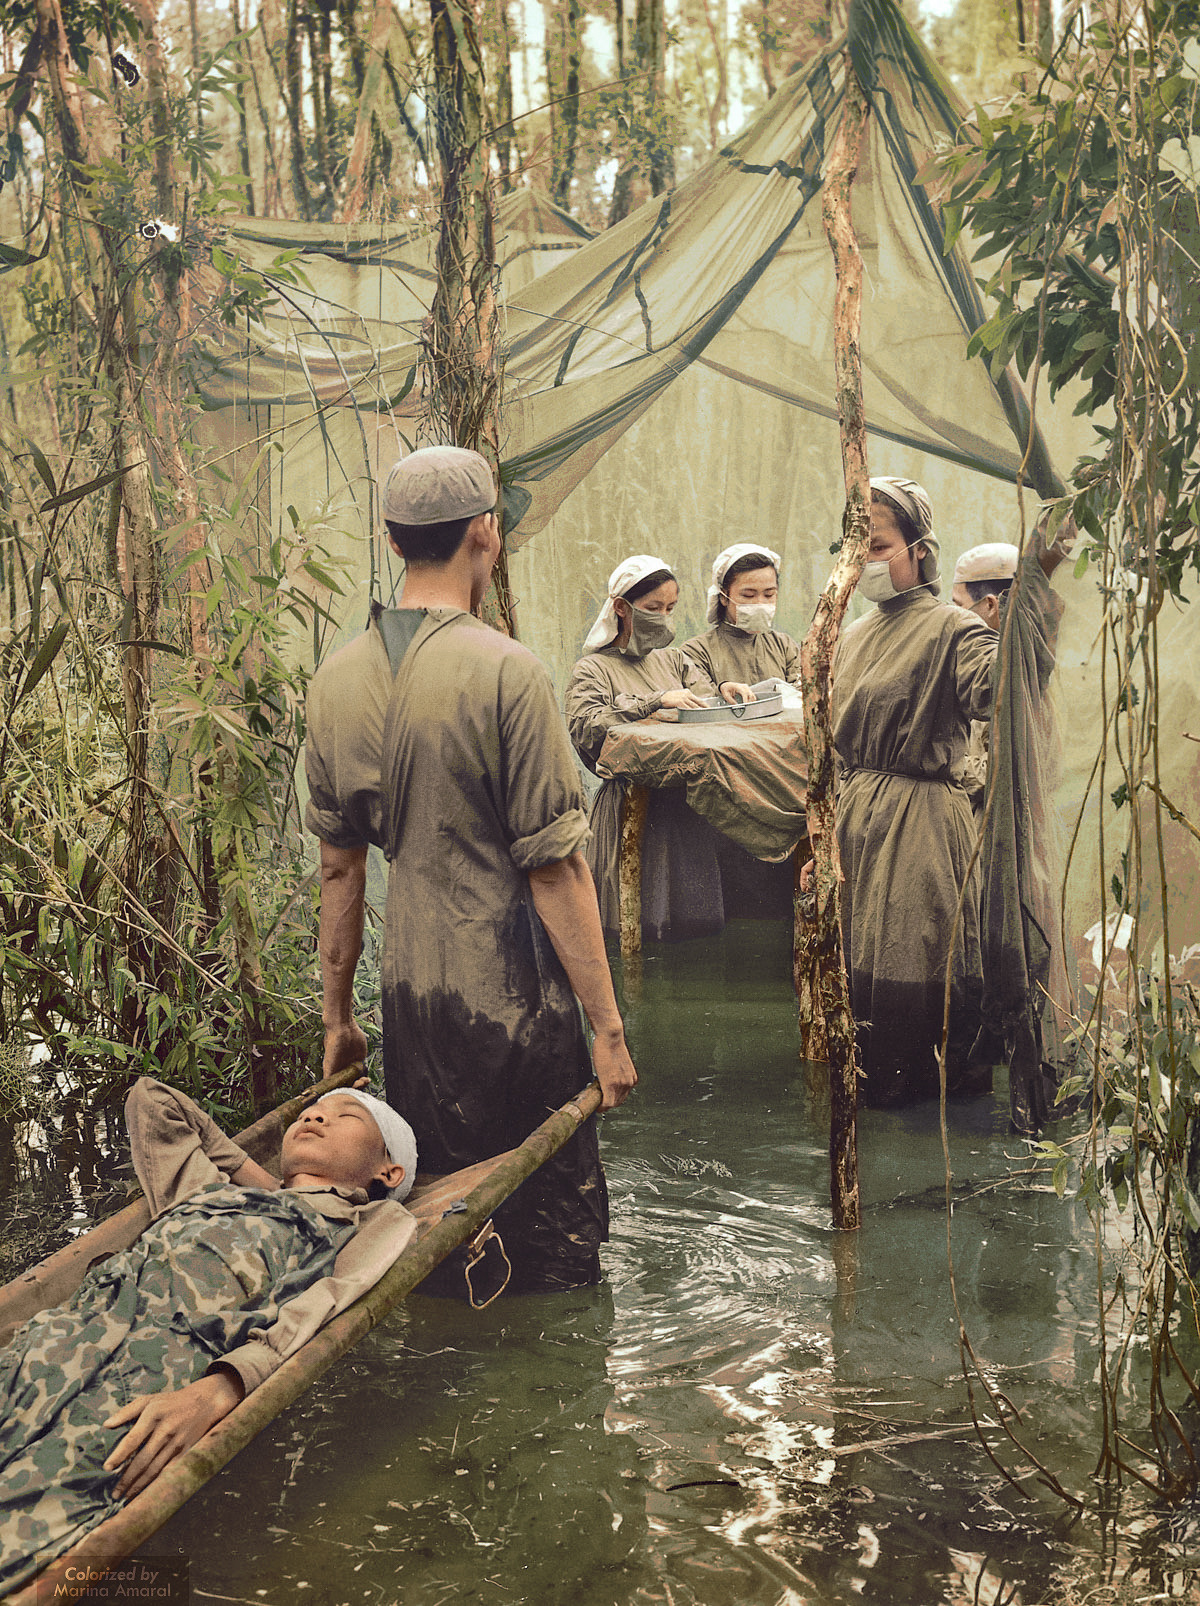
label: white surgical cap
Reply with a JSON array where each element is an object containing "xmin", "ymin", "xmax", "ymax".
[
  {"xmin": 583, "ymin": 555, "xmax": 675, "ymax": 651},
  {"xmin": 952, "ymin": 542, "xmax": 1019, "ymax": 586},
  {"xmin": 706, "ymin": 542, "xmax": 783, "ymax": 624},
  {"xmin": 316, "ymin": 1088, "xmax": 418, "ymax": 1201},
  {"xmin": 870, "ymin": 477, "xmax": 940, "ymax": 595}
]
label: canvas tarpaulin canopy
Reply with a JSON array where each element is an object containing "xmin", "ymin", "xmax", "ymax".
[
  {"xmin": 200, "ymin": 0, "xmax": 1056, "ymax": 545},
  {"xmin": 223, "ymin": 186, "xmax": 592, "ymax": 334}
]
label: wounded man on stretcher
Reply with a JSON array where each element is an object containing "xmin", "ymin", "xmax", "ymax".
[{"xmin": 0, "ymin": 1077, "xmax": 418, "ymax": 1591}]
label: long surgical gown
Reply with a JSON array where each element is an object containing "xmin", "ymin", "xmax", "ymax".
[
  {"xmin": 682, "ymin": 622, "xmax": 801, "ymax": 689},
  {"xmin": 832, "ymin": 589, "xmax": 995, "ymax": 1103},
  {"xmin": 306, "ymin": 608, "xmax": 607, "ymax": 1292}
]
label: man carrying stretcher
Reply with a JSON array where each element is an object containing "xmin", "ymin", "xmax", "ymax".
[{"xmin": 306, "ymin": 446, "xmax": 637, "ymax": 1295}]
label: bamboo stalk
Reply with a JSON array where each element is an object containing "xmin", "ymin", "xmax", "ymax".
[
  {"xmin": 4, "ymin": 1082, "xmax": 603, "ymax": 1606},
  {"xmin": 800, "ymin": 49, "xmax": 873, "ymax": 1234}
]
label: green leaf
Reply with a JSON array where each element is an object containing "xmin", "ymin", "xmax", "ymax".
[
  {"xmin": 15, "ymin": 619, "xmax": 69, "ymax": 708},
  {"xmin": 67, "ymin": 838, "xmax": 87, "ymax": 888},
  {"xmin": 1179, "ymin": 1184, "xmax": 1200, "ymax": 1231},
  {"xmin": 0, "ymin": 236, "xmax": 50, "ymax": 273},
  {"xmin": 26, "ymin": 441, "xmax": 56, "ymax": 499},
  {"xmin": 39, "ymin": 464, "xmax": 130, "ymax": 514}
]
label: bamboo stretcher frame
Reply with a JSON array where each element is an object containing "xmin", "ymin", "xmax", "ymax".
[{"xmin": 0, "ymin": 1067, "xmax": 603, "ymax": 1605}]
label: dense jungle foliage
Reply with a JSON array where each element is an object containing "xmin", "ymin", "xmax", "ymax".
[
  {"xmin": 0, "ymin": 0, "xmax": 1198, "ymax": 1505},
  {"xmin": 0, "ymin": 0, "xmax": 1010, "ymax": 1125}
]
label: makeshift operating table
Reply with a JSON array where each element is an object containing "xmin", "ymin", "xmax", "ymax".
[{"xmin": 596, "ymin": 707, "xmax": 809, "ymax": 957}]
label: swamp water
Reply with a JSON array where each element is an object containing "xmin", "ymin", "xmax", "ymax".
[{"xmin": 10, "ymin": 923, "xmax": 1200, "ymax": 1604}]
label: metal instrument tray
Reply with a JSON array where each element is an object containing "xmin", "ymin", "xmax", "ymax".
[{"xmin": 675, "ymin": 689, "xmax": 784, "ymax": 724}]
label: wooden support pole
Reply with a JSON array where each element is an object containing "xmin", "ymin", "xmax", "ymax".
[
  {"xmin": 799, "ymin": 50, "xmax": 873, "ymax": 1233},
  {"xmin": 618, "ymin": 783, "xmax": 650, "ymax": 959},
  {"xmin": 793, "ymin": 837, "xmax": 827, "ymax": 1063}
]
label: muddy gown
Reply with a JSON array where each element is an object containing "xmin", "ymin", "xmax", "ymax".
[
  {"xmin": 0, "ymin": 1186, "xmax": 351, "ymax": 1590},
  {"xmin": 832, "ymin": 589, "xmax": 996, "ymax": 1104},
  {"xmin": 306, "ymin": 607, "xmax": 606, "ymax": 1292},
  {"xmin": 563, "ymin": 643, "xmax": 761, "ymax": 941},
  {"xmin": 682, "ymin": 622, "xmax": 802, "ymax": 689}
]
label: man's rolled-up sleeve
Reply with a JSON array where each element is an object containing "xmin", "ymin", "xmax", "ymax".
[
  {"xmin": 304, "ymin": 652, "xmax": 385, "ymax": 851},
  {"xmin": 125, "ymin": 1078, "xmax": 251, "ymax": 1217},
  {"xmin": 510, "ymin": 807, "xmax": 591, "ymax": 872},
  {"xmin": 501, "ymin": 656, "xmax": 591, "ymax": 870}
]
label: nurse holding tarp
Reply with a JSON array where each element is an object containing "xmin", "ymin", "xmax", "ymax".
[
  {"xmin": 682, "ymin": 543, "xmax": 803, "ymax": 693},
  {"xmin": 829, "ymin": 476, "xmax": 1070, "ymax": 1113}
]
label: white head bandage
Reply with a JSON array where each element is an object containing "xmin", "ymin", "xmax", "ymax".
[
  {"xmin": 583, "ymin": 554, "xmax": 675, "ymax": 651},
  {"xmin": 705, "ymin": 542, "xmax": 782, "ymax": 625},
  {"xmin": 952, "ymin": 543, "xmax": 1019, "ymax": 586},
  {"xmin": 316, "ymin": 1088, "xmax": 418, "ymax": 1201}
]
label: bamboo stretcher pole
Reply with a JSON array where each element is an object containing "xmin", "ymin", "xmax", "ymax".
[
  {"xmin": 799, "ymin": 47, "xmax": 873, "ymax": 1233},
  {"xmin": 0, "ymin": 1065, "xmax": 365, "ymax": 1349},
  {"xmin": 5, "ymin": 1081, "xmax": 604, "ymax": 1606},
  {"xmin": 618, "ymin": 783, "xmax": 650, "ymax": 958}
]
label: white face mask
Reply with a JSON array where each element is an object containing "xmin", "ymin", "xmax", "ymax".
[
  {"xmin": 729, "ymin": 601, "xmax": 776, "ymax": 633},
  {"xmin": 858, "ymin": 543, "xmax": 924, "ymax": 604},
  {"xmin": 857, "ymin": 561, "xmax": 903, "ymax": 603}
]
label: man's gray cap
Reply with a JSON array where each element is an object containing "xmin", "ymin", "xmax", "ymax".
[{"xmin": 382, "ymin": 445, "xmax": 496, "ymax": 525}]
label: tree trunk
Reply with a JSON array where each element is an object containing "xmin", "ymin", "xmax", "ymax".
[
  {"xmin": 759, "ymin": 0, "xmax": 775, "ymax": 98},
  {"xmin": 636, "ymin": 0, "xmax": 673, "ymax": 194},
  {"xmin": 247, "ymin": 11, "xmax": 285, "ymax": 213},
  {"xmin": 801, "ymin": 51, "xmax": 873, "ymax": 1234},
  {"xmin": 187, "ymin": 0, "xmax": 203, "ymax": 131},
  {"xmin": 281, "ymin": 0, "xmax": 314, "ymax": 218},
  {"xmin": 337, "ymin": 0, "xmax": 367, "ymax": 94},
  {"xmin": 1034, "ymin": 0, "xmax": 1054, "ymax": 60},
  {"xmin": 425, "ymin": 0, "xmax": 514, "ymax": 636},
  {"xmin": 340, "ymin": 0, "xmax": 398, "ymax": 224},
  {"xmin": 304, "ymin": 7, "xmax": 336, "ymax": 210},
  {"xmin": 231, "ymin": 0, "xmax": 257, "ymax": 215},
  {"xmin": 34, "ymin": 0, "xmax": 161, "ymax": 948},
  {"xmin": 493, "ymin": 0, "xmax": 514, "ymax": 191},
  {"xmin": 552, "ymin": 0, "xmax": 583, "ymax": 208},
  {"xmin": 699, "ymin": 0, "xmax": 728, "ymax": 150}
]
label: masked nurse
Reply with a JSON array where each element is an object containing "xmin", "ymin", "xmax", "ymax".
[
  {"xmin": 682, "ymin": 542, "xmax": 802, "ymax": 694},
  {"xmin": 564, "ymin": 555, "xmax": 729, "ymax": 941},
  {"xmin": 828, "ymin": 475, "xmax": 1069, "ymax": 1109}
]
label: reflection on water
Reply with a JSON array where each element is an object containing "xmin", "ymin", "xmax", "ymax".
[
  {"xmin": 23, "ymin": 924, "xmax": 1200, "ymax": 1602},
  {"xmin": 0, "ymin": 1095, "xmax": 129, "ymax": 1283}
]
